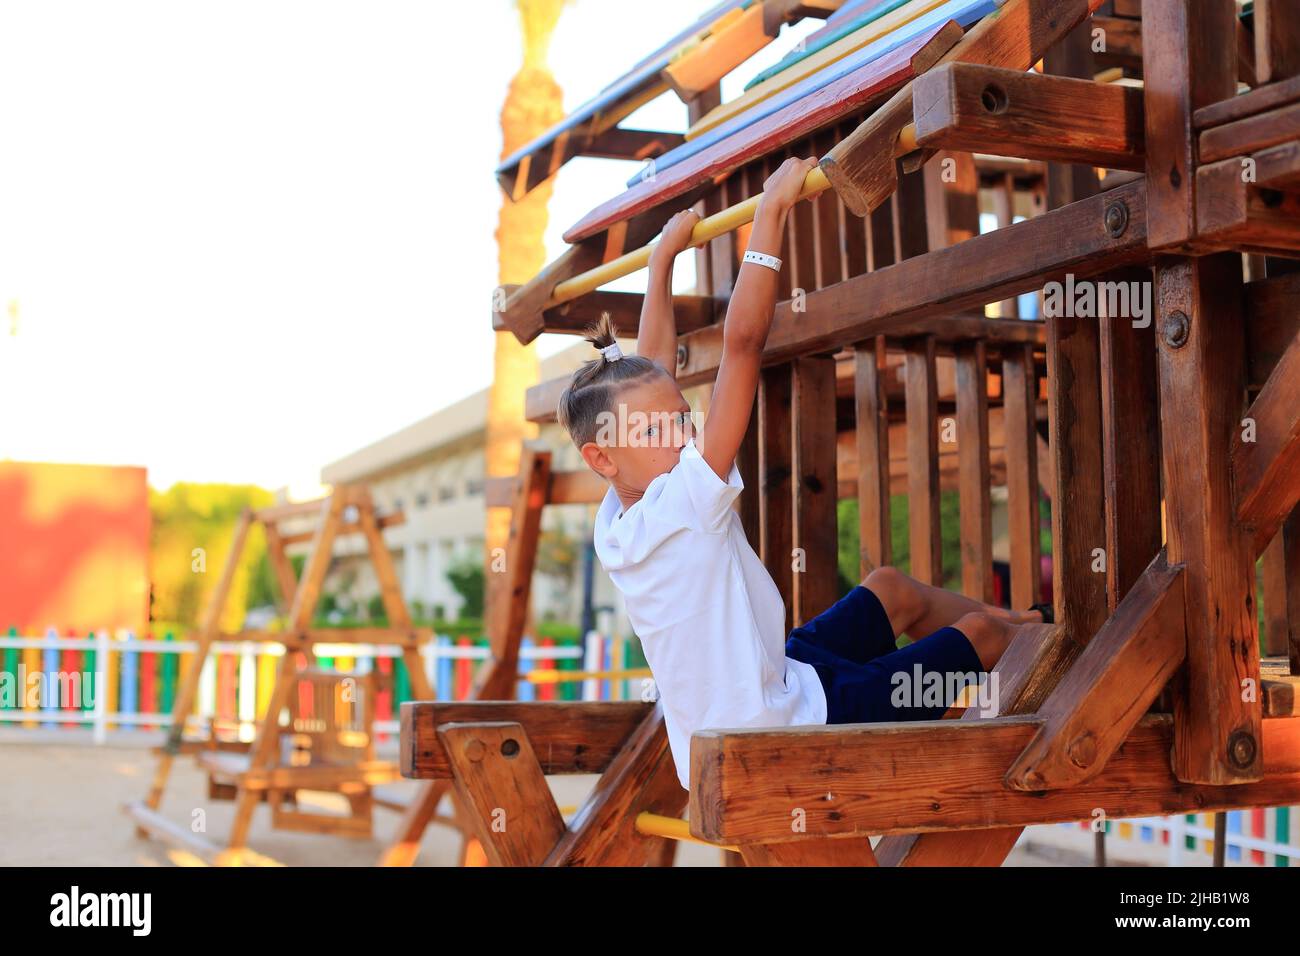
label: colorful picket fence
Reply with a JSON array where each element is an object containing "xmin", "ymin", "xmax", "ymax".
[
  {"xmin": 0, "ymin": 626, "xmax": 645, "ymax": 745},
  {"xmin": 1055, "ymin": 809, "xmax": 1299, "ymax": 867}
]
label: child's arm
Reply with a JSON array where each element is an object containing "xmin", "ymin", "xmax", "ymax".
[
  {"xmin": 637, "ymin": 209, "xmax": 701, "ymax": 377},
  {"xmin": 698, "ymin": 157, "xmax": 818, "ymax": 480}
]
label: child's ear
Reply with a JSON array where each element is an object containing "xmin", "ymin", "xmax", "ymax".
[{"xmin": 580, "ymin": 441, "xmax": 617, "ymax": 480}]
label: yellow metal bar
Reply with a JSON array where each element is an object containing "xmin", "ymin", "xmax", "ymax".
[
  {"xmin": 634, "ymin": 812, "xmax": 739, "ymax": 852},
  {"xmin": 546, "ymin": 166, "xmax": 832, "ymax": 309},
  {"xmin": 544, "ymin": 124, "xmax": 919, "ymax": 312}
]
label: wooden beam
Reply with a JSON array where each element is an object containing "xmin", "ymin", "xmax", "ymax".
[
  {"xmin": 1002, "ymin": 344, "xmax": 1042, "ymax": 610},
  {"xmin": 1005, "ymin": 552, "xmax": 1185, "ymax": 791},
  {"xmin": 1254, "ymin": 0, "xmax": 1300, "ymax": 86},
  {"xmin": 401, "ymin": 701, "xmax": 654, "ymax": 779},
  {"xmin": 855, "ymin": 338, "xmax": 892, "ymax": 576},
  {"xmin": 791, "ymin": 356, "xmax": 841, "ymax": 623},
  {"xmin": 905, "ymin": 336, "xmax": 943, "ymax": 584},
  {"xmin": 1234, "ymin": 332, "xmax": 1300, "ymax": 554},
  {"xmin": 1099, "ymin": 266, "xmax": 1162, "ymax": 608},
  {"xmin": 438, "ymin": 722, "xmax": 567, "ymax": 867},
  {"xmin": 479, "ymin": 447, "xmax": 550, "ymax": 699},
  {"xmin": 955, "ymin": 340, "xmax": 992, "ymax": 602},
  {"xmin": 820, "ymin": 0, "xmax": 1105, "ymax": 217},
  {"xmin": 1141, "ymin": 0, "xmax": 1239, "ymax": 249},
  {"xmin": 1196, "ymin": 151, "xmax": 1300, "ymax": 253},
  {"xmin": 1194, "ymin": 74, "xmax": 1300, "ymax": 130},
  {"xmin": 662, "ymin": 3, "xmax": 773, "ymax": 103},
  {"xmin": 913, "ymin": 63, "xmax": 1145, "ymax": 170},
  {"xmin": 1155, "ymin": 254, "xmax": 1262, "ymax": 784},
  {"xmin": 500, "ymin": 290, "xmax": 718, "ymax": 338},
  {"xmin": 689, "ymin": 715, "xmax": 1300, "ymax": 843},
  {"xmin": 760, "ymin": 365, "xmax": 796, "ymax": 633},
  {"xmin": 580, "ymin": 127, "xmax": 685, "ymax": 162}
]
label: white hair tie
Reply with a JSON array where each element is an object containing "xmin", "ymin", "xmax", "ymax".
[{"xmin": 600, "ymin": 342, "xmax": 623, "ymax": 362}]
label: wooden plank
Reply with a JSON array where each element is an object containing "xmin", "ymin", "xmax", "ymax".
[
  {"xmin": 662, "ymin": 3, "xmax": 774, "ymax": 102},
  {"xmin": 1002, "ymin": 345, "xmax": 1041, "ymax": 610},
  {"xmin": 1140, "ymin": 0, "xmax": 1239, "ymax": 249},
  {"xmin": 855, "ymin": 338, "xmax": 892, "ymax": 576},
  {"xmin": 485, "ymin": 468, "xmax": 606, "ymax": 508},
  {"xmin": 1200, "ymin": 101, "xmax": 1300, "ymax": 165},
  {"xmin": 1196, "ymin": 152, "xmax": 1300, "ymax": 253},
  {"xmin": 813, "ymin": 129, "xmax": 847, "ymax": 289},
  {"xmin": 1194, "ymin": 74, "xmax": 1300, "ymax": 129},
  {"xmin": 740, "ymin": 839, "xmax": 879, "ymax": 865},
  {"xmin": 570, "ymin": 22, "xmax": 962, "ymax": 243},
  {"xmin": 690, "ymin": 715, "xmax": 1300, "ymax": 843},
  {"xmin": 478, "ymin": 447, "xmax": 551, "ymax": 699},
  {"xmin": 955, "ymin": 340, "xmax": 992, "ymax": 602},
  {"xmin": 517, "ymin": 290, "xmax": 718, "ymax": 338},
  {"xmin": 905, "ymin": 336, "xmax": 942, "ymax": 584},
  {"xmin": 1045, "ymin": 287, "xmax": 1107, "ymax": 640},
  {"xmin": 438, "ymin": 722, "xmax": 567, "ymax": 867},
  {"xmin": 913, "ymin": 63, "xmax": 1145, "ymax": 170},
  {"xmin": 1255, "ymin": 0, "xmax": 1300, "ymax": 85},
  {"xmin": 1234, "ymin": 332, "xmax": 1300, "ymax": 554},
  {"xmin": 401, "ymin": 701, "xmax": 654, "ymax": 779},
  {"xmin": 821, "ymin": 0, "xmax": 1106, "ymax": 216},
  {"xmin": 791, "ymin": 356, "xmax": 841, "ymax": 623},
  {"xmin": 580, "ymin": 127, "xmax": 686, "ymax": 162},
  {"xmin": 760, "ymin": 365, "xmax": 796, "ymax": 632},
  {"xmin": 1006, "ymin": 552, "xmax": 1185, "ymax": 790},
  {"xmin": 1262, "ymin": 529, "xmax": 1291, "ymax": 657},
  {"xmin": 1099, "ymin": 266, "xmax": 1162, "ymax": 608},
  {"xmin": 1155, "ymin": 253, "xmax": 1262, "ymax": 784}
]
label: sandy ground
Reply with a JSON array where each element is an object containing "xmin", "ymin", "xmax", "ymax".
[{"xmin": 0, "ymin": 736, "xmax": 1105, "ymax": 867}]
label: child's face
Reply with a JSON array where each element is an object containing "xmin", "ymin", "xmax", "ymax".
[{"xmin": 581, "ymin": 372, "xmax": 695, "ymax": 494}]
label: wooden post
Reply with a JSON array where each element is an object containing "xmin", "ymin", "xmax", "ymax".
[
  {"xmin": 791, "ymin": 355, "xmax": 840, "ymax": 625},
  {"xmin": 955, "ymin": 340, "xmax": 993, "ymax": 603},
  {"xmin": 759, "ymin": 365, "xmax": 795, "ymax": 632},
  {"xmin": 904, "ymin": 336, "xmax": 942, "ymax": 585},
  {"xmin": 855, "ymin": 337, "xmax": 892, "ymax": 577},
  {"xmin": 1003, "ymin": 345, "xmax": 1042, "ymax": 610},
  {"xmin": 1155, "ymin": 254, "xmax": 1262, "ymax": 784}
]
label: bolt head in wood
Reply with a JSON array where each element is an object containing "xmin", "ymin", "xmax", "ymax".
[
  {"xmin": 501, "ymin": 737, "xmax": 521, "ymax": 758},
  {"xmin": 464, "ymin": 739, "xmax": 486, "ymax": 762},
  {"xmin": 1163, "ymin": 311, "xmax": 1190, "ymax": 349},
  {"xmin": 676, "ymin": 343, "xmax": 688, "ymax": 370},
  {"xmin": 1104, "ymin": 200, "xmax": 1128, "ymax": 238},
  {"xmin": 1227, "ymin": 730, "xmax": 1257, "ymax": 770}
]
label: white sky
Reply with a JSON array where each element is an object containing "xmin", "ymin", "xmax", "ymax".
[{"xmin": 0, "ymin": 1, "xmax": 819, "ymax": 495}]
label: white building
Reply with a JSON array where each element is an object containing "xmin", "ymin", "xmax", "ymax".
[{"xmin": 314, "ymin": 343, "xmax": 620, "ymax": 625}]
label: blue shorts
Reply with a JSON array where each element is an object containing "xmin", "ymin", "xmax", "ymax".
[{"xmin": 785, "ymin": 586, "xmax": 985, "ymax": 724}]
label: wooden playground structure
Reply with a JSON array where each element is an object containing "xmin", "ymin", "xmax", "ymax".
[
  {"xmin": 124, "ymin": 486, "xmax": 476, "ymax": 865},
  {"xmin": 398, "ymin": 0, "xmax": 1300, "ymax": 865}
]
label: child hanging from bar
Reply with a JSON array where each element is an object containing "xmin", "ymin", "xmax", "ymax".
[{"xmin": 557, "ymin": 157, "xmax": 1046, "ymax": 792}]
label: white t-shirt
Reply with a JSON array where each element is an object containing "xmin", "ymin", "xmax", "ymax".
[{"xmin": 593, "ymin": 438, "xmax": 827, "ymax": 791}]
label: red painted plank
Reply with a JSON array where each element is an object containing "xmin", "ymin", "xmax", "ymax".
[{"xmin": 562, "ymin": 19, "xmax": 960, "ymax": 244}]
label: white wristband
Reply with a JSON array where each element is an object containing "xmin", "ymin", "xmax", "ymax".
[{"xmin": 742, "ymin": 250, "xmax": 782, "ymax": 272}]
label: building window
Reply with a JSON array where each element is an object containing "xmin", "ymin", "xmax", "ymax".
[
  {"xmin": 415, "ymin": 492, "xmax": 429, "ymax": 508},
  {"xmin": 438, "ymin": 485, "xmax": 456, "ymax": 502},
  {"xmin": 465, "ymin": 478, "xmax": 484, "ymax": 497}
]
